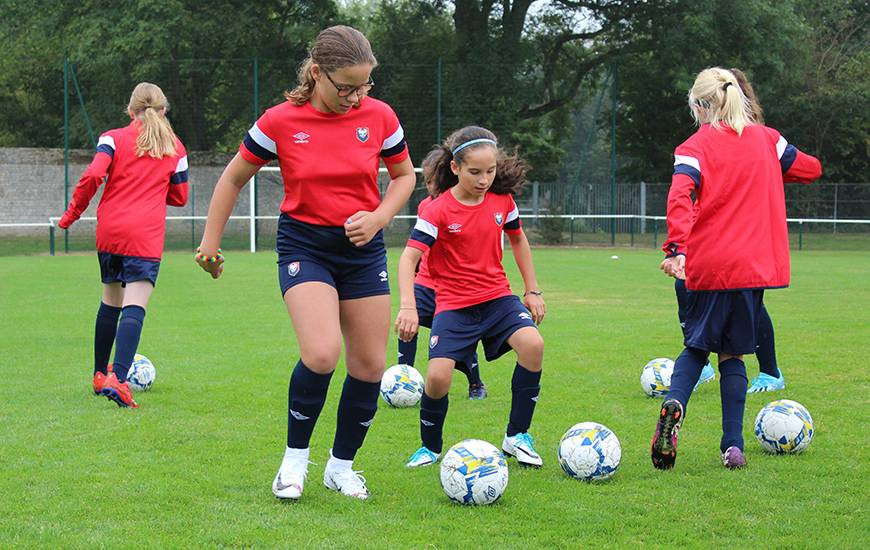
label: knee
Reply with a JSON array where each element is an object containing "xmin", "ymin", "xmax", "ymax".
[
  {"xmin": 517, "ymin": 333, "xmax": 544, "ymax": 367},
  {"xmin": 301, "ymin": 350, "xmax": 340, "ymax": 374},
  {"xmin": 425, "ymin": 368, "xmax": 453, "ymax": 396}
]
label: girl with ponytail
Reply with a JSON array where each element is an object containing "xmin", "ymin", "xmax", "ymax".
[
  {"xmin": 651, "ymin": 67, "xmax": 822, "ymax": 472},
  {"xmin": 59, "ymin": 82, "xmax": 189, "ymax": 409},
  {"xmin": 396, "ymin": 126, "xmax": 547, "ymax": 471}
]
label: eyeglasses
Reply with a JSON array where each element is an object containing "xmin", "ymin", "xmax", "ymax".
[{"xmin": 322, "ymin": 70, "xmax": 374, "ymax": 98}]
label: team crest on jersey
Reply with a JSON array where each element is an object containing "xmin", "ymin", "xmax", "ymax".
[
  {"xmin": 287, "ymin": 261, "xmax": 300, "ymax": 277},
  {"xmin": 448, "ymin": 223, "xmax": 462, "ymax": 233},
  {"xmin": 494, "ymin": 212, "xmax": 503, "ymax": 225},
  {"xmin": 429, "ymin": 335, "xmax": 439, "ymax": 349},
  {"xmin": 293, "ymin": 132, "xmax": 310, "ymax": 144},
  {"xmin": 356, "ymin": 127, "xmax": 370, "ymax": 143}
]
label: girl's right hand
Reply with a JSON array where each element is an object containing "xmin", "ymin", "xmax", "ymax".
[
  {"xmin": 195, "ymin": 247, "xmax": 224, "ymax": 279},
  {"xmin": 395, "ymin": 308, "xmax": 419, "ymax": 342}
]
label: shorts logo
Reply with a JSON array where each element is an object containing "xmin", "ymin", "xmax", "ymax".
[
  {"xmin": 518, "ymin": 312, "xmax": 532, "ymax": 320},
  {"xmin": 379, "ymin": 270, "xmax": 388, "ymax": 282},
  {"xmin": 429, "ymin": 335, "xmax": 439, "ymax": 349},
  {"xmin": 448, "ymin": 223, "xmax": 462, "ymax": 233},
  {"xmin": 356, "ymin": 127, "xmax": 369, "ymax": 142},
  {"xmin": 359, "ymin": 418, "xmax": 374, "ymax": 427},
  {"xmin": 420, "ymin": 419, "xmax": 435, "ymax": 427},
  {"xmin": 293, "ymin": 132, "xmax": 310, "ymax": 143},
  {"xmin": 287, "ymin": 261, "xmax": 300, "ymax": 277},
  {"xmin": 494, "ymin": 212, "xmax": 503, "ymax": 225},
  {"xmin": 290, "ymin": 409, "xmax": 310, "ymax": 421}
]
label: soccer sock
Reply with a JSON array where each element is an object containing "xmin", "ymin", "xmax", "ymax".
[
  {"xmin": 111, "ymin": 305, "xmax": 146, "ymax": 382},
  {"xmin": 674, "ymin": 278, "xmax": 690, "ymax": 340},
  {"xmin": 719, "ymin": 358, "xmax": 748, "ymax": 452},
  {"xmin": 665, "ymin": 347, "xmax": 708, "ymax": 412},
  {"xmin": 94, "ymin": 302, "xmax": 121, "ymax": 375},
  {"xmin": 506, "ymin": 363, "xmax": 541, "ymax": 436},
  {"xmin": 456, "ymin": 352, "xmax": 482, "ymax": 385},
  {"xmin": 755, "ymin": 306, "xmax": 780, "ymax": 378},
  {"xmin": 397, "ymin": 334, "xmax": 417, "ymax": 367},
  {"xmin": 287, "ymin": 360, "xmax": 333, "ymax": 449},
  {"xmin": 420, "ymin": 392, "xmax": 449, "ymax": 454},
  {"xmin": 332, "ymin": 375, "xmax": 380, "ymax": 461}
]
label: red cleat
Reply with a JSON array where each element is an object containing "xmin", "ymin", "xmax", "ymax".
[
  {"xmin": 93, "ymin": 371, "xmax": 108, "ymax": 395},
  {"xmin": 100, "ymin": 373, "xmax": 139, "ymax": 408}
]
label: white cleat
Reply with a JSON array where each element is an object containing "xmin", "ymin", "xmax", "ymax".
[
  {"xmin": 272, "ymin": 448, "xmax": 310, "ymax": 500},
  {"xmin": 406, "ymin": 446, "xmax": 440, "ymax": 468},
  {"xmin": 502, "ymin": 432, "xmax": 543, "ymax": 467},
  {"xmin": 323, "ymin": 467, "xmax": 370, "ymax": 500}
]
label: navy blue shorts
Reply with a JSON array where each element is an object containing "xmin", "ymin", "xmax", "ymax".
[
  {"xmin": 98, "ymin": 252, "xmax": 160, "ymax": 287},
  {"xmin": 683, "ymin": 289, "xmax": 765, "ymax": 355},
  {"xmin": 429, "ymin": 295, "xmax": 537, "ymax": 363},
  {"xmin": 415, "ymin": 283, "xmax": 436, "ymax": 328},
  {"xmin": 276, "ymin": 214, "xmax": 389, "ymax": 300}
]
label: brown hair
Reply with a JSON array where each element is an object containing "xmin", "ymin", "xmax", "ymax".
[
  {"xmin": 127, "ymin": 82, "xmax": 177, "ymax": 158},
  {"xmin": 424, "ymin": 126, "xmax": 528, "ymax": 196},
  {"xmin": 730, "ymin": 68, "xmax": 764, "ymax": 124},
  {"xmin": 284, "ymin": 25, "xmax": 377, "ymax": 105}
]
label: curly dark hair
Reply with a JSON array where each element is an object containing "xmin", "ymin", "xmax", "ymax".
[{"xmin": 423, "ymin": 126, "xmax": 528, "ymax": 196}]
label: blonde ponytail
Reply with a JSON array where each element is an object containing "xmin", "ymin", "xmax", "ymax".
[
  {"xmin": 688, "ymin": 67, "xmax": 753, "ymax": 135},
  {"xmin": 127, "ymin": 82, "xmax": 177, "ymax": 158}
]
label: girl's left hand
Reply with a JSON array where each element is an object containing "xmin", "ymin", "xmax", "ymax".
[
  {"xmin": 345, "ymin": 211, "xmax": 385, "ymax": 247},
  {"xmin": 524, "ymin": 294, "xmax": 546, "ymax": 325}
]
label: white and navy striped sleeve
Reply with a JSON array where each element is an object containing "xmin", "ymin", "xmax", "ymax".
[
  {"xmin": 96, "ymin": 134, "xmax": 116, "ymax": 158},
  {"xmin": 504, "ymin": 198, "xmax": 522, "ymax": 233},
  {"xmin": 379, "ymin": 104, "xmax": 409, "ymax": 164},
  {"xmin": 673, "ymin": 154, "xmax": 701, "ymax": 187},
  {"xmin": 775, "ymin": 135, "xmax": 798, "ymax": 172},
  {"xmin": 239, "ymin": 117, "xmax": 278, "ymax": 165},
  {"xmin": 407, "ymin": 216, "xmax": 438, "ymax": 252},
  {"xmin": 170, "ymin": 153, "xmax": 189, "ymax": 184}
]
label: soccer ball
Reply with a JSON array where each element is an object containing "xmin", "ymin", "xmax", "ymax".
[
  {"xmin": 558, "ymin": 422, "xmax": 622, "ymax": 481},
  {"xmin": 754, "ymin": 399, "xmax": 814, "ymax": 454},
  {"xmin": 640, "ymin": 358, "xmax": 674, "ymax": 397},
  {"xmin": 127, "ymin": 354, "xmax": 156, "ymax": 391},
  {"xmin": 440, "ymin": 439, "xmax": 509, "ymax": 505},
  {"xmin": 380, "ymin": 364, "xmax": 424, "ymax": 407}
]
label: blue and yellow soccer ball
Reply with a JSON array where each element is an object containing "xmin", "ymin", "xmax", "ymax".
[
  {"xmin": 558, "ymin": 422, "xmax": 622, "ymax": 481},
  {"xmin": 127, "ymin": 354, "xmax": 156, "ymax": 391},
  {"xmin": 640, "ymin": 358, "xmax": 674, "ymax": 397},
  {"xmin": 380, "ymin": 364, "xmax": 424, "ymax": 407},
  {"xmin": 754, "ymin": 399, "xmax": 814, "ymax": 454},
  {"xmin": 440, "ymin": 439, "xmax": 509, "ymax": 505}
]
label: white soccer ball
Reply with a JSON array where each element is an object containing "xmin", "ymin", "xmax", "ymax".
[
  {"xmin": 558, "ymin": 422, "xmax": 622, "ymax": 481},
  {"xmin": 440, "ymin": 439, "xmax": 509, "ymax": 505},
  {"xmin": 380, "ymin": 364, "xmax": 424, "ymax": 407},
  {"xmin": 754, "ymin": 399, "xmax": 814, "ymax": 454},
  {"xmin": 640, "ymin": 358, "xmax": 674, "ymax": 397},
  {"xmin": 127, "ymin": 354, "xmax": 156, "ymax": 391}
]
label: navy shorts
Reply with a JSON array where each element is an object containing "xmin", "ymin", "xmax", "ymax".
[
  {"xmin": 415, "ymin": 283, "xmax": 436, "ymax": 328},
  {"xmin": 98, "ymin": 252, "xmax": 160, "ymax": 287},
  {"xmin": 276, "ymin": 214, "xmax": 389, "ymax": 300},
  {"xmin": 683, "ymin": 289, "xmax": 765, "ymax": 355},
  {"xmin": 429, "ymin": 295, "xmax": 537, "ymax": 363}
]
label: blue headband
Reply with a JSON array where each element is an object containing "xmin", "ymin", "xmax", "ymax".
[{"xmin": 451, "ymin": 138, "xmax": 497, "ymax": 157}]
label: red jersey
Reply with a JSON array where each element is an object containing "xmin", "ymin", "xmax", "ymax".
[
  {"xmin": 407, "ymin": 191, "xmax": 522, "ymax": 314},
  {"xmin": 664, "ymin": 124, "xmax": 821, "ymax": 291},
  {"xmin": 239, "ymin": 97, "xmax": 409, "ymax": 227},
  {"xmin": 413, "ymin": 196, "xmax": 436, "ymax": 289},
  {"xmin": 61, "ymin": 122, "xmax": 188, "ymax": 259}
]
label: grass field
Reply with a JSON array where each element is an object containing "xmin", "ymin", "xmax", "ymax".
[{"xmin": 1, "ymin": 248, "xmax": 869, "ymax": 548}]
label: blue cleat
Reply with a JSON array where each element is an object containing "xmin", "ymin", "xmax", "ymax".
[
  {"xmin": 693, "ymin": 362, "xmax": 715, "ymax": 391},
  {"xmin": 406, "ymin": 446, "xmax": 440, "ymax": 468},
  {"xmin": 748, "ymin": 372, "xmax": 785, "ymax": 393}
]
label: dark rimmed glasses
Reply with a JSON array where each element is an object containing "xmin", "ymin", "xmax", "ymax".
[{"xmin": 323, "ymin": 70, "xmax": 374, "ymax": 98}]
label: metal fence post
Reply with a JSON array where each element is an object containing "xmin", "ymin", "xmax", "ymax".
[
  {"xmin": 49, "ymin": 224, "xmax": 55, "ymax": 256},
  {"xmin": 799, "ymin": 221, "xmax": 804, "ymax": 250},
  {"xmin": 63, "ymin": 57, "xmax": 69, "ymax": 254},
  {"xmin": 436, "ymin": 58, "xmax": 442, "ymax": 144}
]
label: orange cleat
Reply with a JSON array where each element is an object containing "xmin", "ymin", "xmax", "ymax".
[
  {"xmin": 93, "ymin": 371, "xmax": 108, "ymax": 395},
  {"xmin": 100, "ymin": 373, "xmax": 139, "ymax": 408}
]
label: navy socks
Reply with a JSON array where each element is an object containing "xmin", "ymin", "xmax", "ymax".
[
  {"xmin": 719, "ymin": 358, "xmax": 748, "ymax": 452},
  {"xmin": 756, "ymin": 306, "xmax": 779, "ymax": 378},
  {"xmin": 506, "ymin": 363, "xmax": 541, "ymax": 436},
  {"xmin": 665, "ymin": 347, "xmax": 708, "ymax": 411},
  {"xmin": 397, "ymin": 334, "xmax": 417, "ymax": 367},
  {"xmin": 94, "ymin": 302, "xmax": 121, "ymax": 375},
  {"xmin": 112, "ymin": 305, "xmax": 145, "ymax": 382},
  {"xmin": 420, "ymin": 392, "xmax": 449, "ymax": 454},
  {"xmin": 287, "ymin": 360, "xmax": 333, "ymax": 449},
  {"xmin": 332, "ymin": 375, "xmax": 380, "ymax": 460}
]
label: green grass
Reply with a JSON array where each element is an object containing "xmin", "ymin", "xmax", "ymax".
[{"xmin": 1, "ymin": 248, "xmax": 868, "ymax": 548}]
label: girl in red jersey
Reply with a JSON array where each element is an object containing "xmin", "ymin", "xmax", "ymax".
[
  {"xmin": 396, "ymin": 126, "xmax": 546, "ymax": 469},
  {"xmin": 196, "ymin": 26, "xmax": 415, "ymax": 501},
  {"xmin": 396, "ymin": 150, "xmax": 488, "ymax": 400},
  {"xmin": 652, "ymin": 67, "xmax": 821, "ymax": 470},
  {"xmin": 59, "ymin": 82, "xmax": 189, "ymax": 409},
  {"xmin": 675, "ymin": 68, "xmax": 787, "ymax": 394}
]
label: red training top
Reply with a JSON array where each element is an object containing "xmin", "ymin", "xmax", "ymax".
[{"xmin": 413, "ymin": 196, "xmax": 436, "ymax": 289}]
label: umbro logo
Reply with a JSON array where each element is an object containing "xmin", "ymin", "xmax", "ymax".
[
  {"xmin": 518, "ymin": 312, "xmax": 532, "ymax": 320},
  {"xmin": 359, "ymin": 418, "xmax": 374, "ymax": 427},
  {"xmin": 420, "ymin": 419, "xmax": 435, "ymax": 426},
  {"xmin": 379, "ymin": 270, "xmax": 388, "ymax": 282},
  {"xmin": 290, "ymin": 409, "xmax": 310, "ymax": 421},
  {"xmin": 531, "ymin": 396, "xmax": 539, "ymax": 402},
  {"xmin": 448, "ymin": 223, "xmax": 462, "ymax": 233},
  {"xmin": 293, "ymin": 132, "xmax": 310, "ymax": 143}
]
